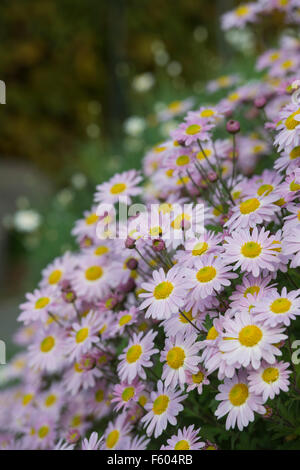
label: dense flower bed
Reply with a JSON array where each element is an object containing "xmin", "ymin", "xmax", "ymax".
[{"xmin": 1, "ymin": 0, "xmax": 300, "ymax": 450}]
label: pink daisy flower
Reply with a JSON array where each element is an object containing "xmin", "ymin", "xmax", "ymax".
[
  {"xmin": 282, "ymin": 227, "xmax": 300, "ymax": 267},
  {"xmin": 81, "ymin": 432, "xmax": 103, "ymax": 450},
  {"xmin": 275, "ymin": 103, "xmax": 300, "ymax": 150},
  {"xmin": 252, "ymin": 287, "xmax": 300, "ymax": 327},
  {"xmin": 18, "ymin": 287, "xmax": 57, "ymax": 324},
  {"xmin": 64, "ymin": 311, "xmax": 103, "ymax": 361},
  {"xmin": 171, "ymin": 117, "xmax": 213, "ymax": 146},
  {"xmin": 220, "ymin": 311, "xmax": 287, "ymax": 370},
  {"xmin": 94, "ymin": 170, "xmax": 142, "ymax": 205},
  {"xmin": 101, "ymin": 413, "xmax": 132, "ymax": 450},
  {"xmin": 117, "ymin": 330, "xmax": 159, "ymax": 382},
  {"xmin": 141, "ymin": 380, "xmax": 187, "ymax": 438},
  {"xmin": 215, "ymin": 371, "xmax": 265, "ymax": 431},
  {"xmin": 160, "ymin": 332, "xmax": 201, "ymax": 389},
  {"xmin": 28, "ymin": 325, "xmax": 65, "ymax": 372},
  {"xmin": 248, "ymin": 360, "xmax": 291, "ymax": 402},
  {"xmin": 111, "ymin": 379, "xmax": 144, "ymax": 412},
  {"xmin": 185, "ymin": 366, "xmax": 210, "ymax": 394},
  {"xmin": 223, "ymin": 227, "xmax": 281, "ymax": 277},
  {"xmin": 221, "ymin": 3, "xmax": 260, "ymax": 30},
  {"xmin": 161, "ymin": 425, "xmax": 205, "ymax": 450},
  {"xmin": 186, "ymin": 254, "xmax": 237, "ymax": 300},
  {"xmin": 225, "ymin": 194, "xmax": 280, "ymax": 231},
  {"xmin": 139, "ymin": 267, "xmax": 191, "ymax": 320}
]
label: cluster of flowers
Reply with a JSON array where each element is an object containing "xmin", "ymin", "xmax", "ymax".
[{"xmin": 0, "ymin": 0, "xmax": 300, "ymax": 450}]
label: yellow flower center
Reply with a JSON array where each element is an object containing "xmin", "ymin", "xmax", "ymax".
[
  {"xmin": 76, "ymin": 327, "xmax": 89, "ymax": 343},
  {"xmin": 196, "ymin": 148, "xmax": 212, "ymax": 160},
  {"xmin": 139, "ymin": 395, "xmax": 147, "ymax": 407},
  {"xmin": 110, "ymin": 183, "xmax": 127, "ymax": 194},
  {"xmin": 85, "ymin": 213, "xmax": 98, "ymax": 225},
  {"xmin": 285, "ymin": 109, "xmax": 300, "ymax": 130},
  {"xmin": 229, "ymin": 383, "xmax": 249, "ymax": 406},
  {"xmin": 22, "ymin": 393, "xmax": 34, "ymax": 406},
  {"xmin": 45, "ymin": 394, "xmax": 57, "ymax": 407},
  {"xmin": 40, "ymin": 336, "xmax": 55, "ymax": 353},
  {"xmin": 192, "ymin": 241, "xmax": 208, "ymax": 256},
  {"xmin": 166, "ymin": 346, "xmax": 185, "ymax": 369},
  {"xmin": 126, "ymin": 344, "xmax": 142, "ymax": 363},
  {"xmin": 262, "ymin": 367, "xmax": 279, "ymax": 384},
  {"xmin": 119, "ymin": 314, "xmax": 132, "ymax": 326},
  {"xmin": 168, "ymin": 101, "xmax": 181, "ymax": 112},
  {"xmin": 176, "ymin": 155, "xmax": 190, "ymax": 166},
  {"xmin": 171, "ymin": 213, "xmax": 191, "ymax": 229},
  {"xmin": 106, "ymin": 430, "xmax": 119, "ymax": 449},
  {"xmin": 153, "ymin": 281, "xmax": 174, "ymax": 299},
  {"xmin": 179, "ymin": 310, "xmax": 193, "ymax": 324},
  {"xmin": 257, "ymin": 184, "xmax": 273, "ymax": 196},
  {"xmin": 239, "ymin": 325, "xmax": 263, "ymax": 347},
  {"xmin": 186, "ymin": 124, "xmax": 201, "ymax": 135},
  {"xmin": 244, "ymin": 285, "xmax": 260, "ymax": 297},
  {"xmin": 192, "ymin": 371, "xmax": 204, "ymax": 384},
  {"xmin": 241, "ymin": 241, "xmax": 262, "ymax": 258},
  {"xmin": 239, "ymin": 198, "xmax": 260, "ymax": 214},
  {"xmin": 200, "ymin": 109, "xmax": 215, "ymax": 118},
  {"xmin": 38, "ymin": 426, "xmax": 49, "ymax": 439},
  {"xmin": 270, "ymin": 298, "xmax": 291, "ymax": 314},
  {"xmin": 94, "ymin": 245, "xmax": 109, "ymax": 256},
  {"xmin": 48, "ymin": 269, "xmax": 62, "ymax": 285},
  {"xmin": 95, "ymin": 389, "xmax": 104, "ymax": 402},
  {"xmin": 175, "ymin": 440, "xmax": 190, "ymax": 450},
  {"xmin": 71, "ymin": 415, "xmax": 81, "ymax": 427},
  {"xmin": 290, "ymin": 146, "xmax": 300, "ymax": 160},
  {"xmin": 236, "ymin": 5, "xmax": 249, "ymax": 16},
  {"xmin": 85, "ymin": 266, "xmax": 103, "ymax": 281},
  {"xmin": 290, "ymin": 180, "xmax": 300, "ymax": 191},
  {"xmin": 149, "ymin": 226, "xmax": 162, "ymax": 237},
  {"xmin": 206, "ymin": 326, "xmax": 218, "ymax": 340},
  {"xmin": 196, "ymin": 266, "xmax": 217, "ymax": 283},
  {"xmin": 153, "ymin": 394, "xmax": 170, "ymax": 415},
  {"xmin": 122, "ymin": 386, "xmax": 135, "ymax": 402},
  {"xmin": 35, "ymin": 297, "xmax": 50, "ymax": 309}
]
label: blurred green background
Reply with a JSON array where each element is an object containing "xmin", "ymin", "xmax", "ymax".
[{"xmin": 0, "ymin": 0, "xmax": 258, "ymax": 352}]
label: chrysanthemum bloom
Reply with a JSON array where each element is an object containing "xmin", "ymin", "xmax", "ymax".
[
  {"xmin": 282, "ymin": 227, "xmax": 300, "ymax": 267},
  {"xmin": 94, "ymin": 170, "xmax": 142, "ymax": 205},
  {"xmin": 117, "ymin": 330, "xmax": 158, "ymax": 382},
  {"xmin": 139, "ymin": 267, "xmax": 191, "ymax": 320},
  {"xmin": 275, "ymin": 103, "xmax": 300, "ymax": 150},
  {"xmin": 252, "ymin": 287, "xmax": 300, "ymax": 327},
  {"xmin": 162, "ymin": 309, "xmax": 203, "ymax": 338},
  {"xmin": 248, "ymin": 360, "xmax": 291, "ymax": 402},
  {"xmin": 225, "ymin": 194, "xmax": 279, "ymax": 231},
  {"xmin": 71, "ymin": 205, "xmax": 100, "ymax": 245},
  {"xmin": 18, "ymin": 287, "xmax": 57, "ymax": 324},
  {"xmin": 63, "ymin": 359, "xmax": 102, "ymax": 395},
  {"xmin": 171, "ymin": 117, "xmax": 213, "ymax": 146},
  {"xmin": 40, "ymin": 252, "xmax": 76, "ymax": 288},
  {"xmin": 275, "ymin": 146, "xmax": 300, "ymax": 173},
  {"xmin": 70, "ymin": 256, "xmax": 120, "ymax": 302},
  {"xmin": 81, "ymin": 432, "xmax": 103, "ymax": 450},
  {"xmin": 28, "ymin": 325, "xmax": 65, "ymax": 372},
  {"xmin": 101, "ymin": 413, "xmax": 132, "ymax": 450},
  {"xmin": 223, "ymin": 227, "xmax": 281, "ymax": 277},
  {"xmin": 215, "ymin": 371, "xmax": 265, "ymax": 431},
  {"xmin": 229, "ymin": 274, "xmax": 276, "ymax": 308},
  {"xmin": 185, "ymin": 366, "xmax": 210, "ymax": 394},
  {"xmin": 64, "ymin": 312, "xmax": 103, "ymax": 361},
  {"xmin": 186, "ymin": 254, "xmax": 237, "ymax": 300},
  {"xmin": 141, "ymin": 380, "xmax": 187, "ymax": 438},
  {"xmin": 126, "ymin": 435, "xmax": 150, "ymax": 451},
  {"xmin": 111, "ymin": 379, "xmax": 144, "ymax": 412},
  {"xmin": 221, "ymin": 3, "xmax": 260, "ymax": 30},
  {"xmin": 161, "ymin": 425, "xmax": 205, "ymax": 450},
  {"xmin": 220, "ymin": 311, "xmax": 287, "ymax": 369},
  {"xmin": 283, "ymin": 203, "xmax": 300, "ymax": 233},
  {"xmin": 175, "ymin": 231, "xmax": 223, "ymax": 268},
  {"xmin": 160, "ymin": 332, "xmax": 201, "ymax": 388}
]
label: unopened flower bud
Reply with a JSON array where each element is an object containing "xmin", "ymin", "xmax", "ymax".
[
  {"xmin": 67, "ymin": 429, "xmax": 81, "ymax": 444},
  {"xmin": 207, "ymin": 171, "xmax": 218, "ymax": 182},
  {"xmin": 226, "ymin": 119, "xmax": 240, "ymax": 134},
  {"xmin": 125, "ymin": 237, "xmax": 136, "ymax": 249},
  {"xmin": 254, "ymin": 96, "xmax": 267, "ymax": 109},
  {"xmin": 126, "ymin": 258, "xmax": 138, "ymax": 270},
  {"xmin": 152, "ymin": 238, "xmax": 166, "ymax": 252}
]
